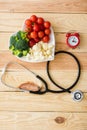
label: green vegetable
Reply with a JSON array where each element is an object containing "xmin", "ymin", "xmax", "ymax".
[
  {"xmin": 15, "ymin": 39, "xmax": 29, "ymax": 51},
  {"xmin": 12, "ymin": 49, "xmax": 21, "ymax": 55},
  {"xmin": 10, "ymin": 35, "xmax": 16, "ymax": 46},
  {"xmin": 23, "ymin": 50, "xmax": 28, "ymax": 56},
  {"xmin": 9, "ymin": 45, "xmax": 15, "ymax": 51},
  {"xmin": 17, "ymin": 52, "xmax": 23, "ymax": 57},
  {"xmin": 9, "ymin": 31, "xmax": 29, "ymax": 57}
]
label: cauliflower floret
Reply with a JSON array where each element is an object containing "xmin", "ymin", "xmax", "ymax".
[
  {"xmin": 27, "ymin": 41, "xmax": 54, "ymax": 61},
  {"xmin": 32, "ymin": 43, "xmax": 42, "ymax": 51},
  {"xmin": 46, "ymin": 49, "xmax": 52, "ymax": 55},
  {"xmin": 42, "ymin": 43, "xmax": 48, "ymax": 50}
]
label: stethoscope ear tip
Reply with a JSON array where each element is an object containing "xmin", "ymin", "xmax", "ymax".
[{"xmin": 72, "ymin": 90, "xmax": 83, "ymax": 102}]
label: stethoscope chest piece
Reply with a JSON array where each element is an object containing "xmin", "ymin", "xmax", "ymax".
[{"xmin": 72, "ymin": 90, "xmax": 83, "ymax": 102}]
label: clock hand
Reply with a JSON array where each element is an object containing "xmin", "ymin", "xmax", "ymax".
[{"xmin": 72, "ymin": 37, "xmax": 76, "ymax": 42}]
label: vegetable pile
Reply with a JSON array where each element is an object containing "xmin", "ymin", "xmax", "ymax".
[
  {"xmin": 23, "ymin": 15, "xmax": 51, "ymax": 47},
  {"xmin": 9, "ymin": 15, "xmax": 54, "ymax": 60},
  {"xmin": 9, "ymin": 31, "xmax": 29, "ymax": 57}
]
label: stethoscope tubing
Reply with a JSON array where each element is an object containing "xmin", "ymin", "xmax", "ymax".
[
  {"xmin": 31, "ymin": 51, "xmax": 81, "ymax": 94},
  {"xmin": 1, "ymin": 51, "xmax": 81, "ymax": 95},
  {"xmin": 46, "ymin": 51, "xmax": 81, "ymax": 94}
]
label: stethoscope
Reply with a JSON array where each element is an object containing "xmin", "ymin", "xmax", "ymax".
[{"xmin": 1, "ymin": 51, "xmax": 83, "ymax": 101}]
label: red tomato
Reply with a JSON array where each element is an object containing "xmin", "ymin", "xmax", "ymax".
[
  {"xmin": 39, "ymin": 24, "xmax": 45, "ymax": 31},
  {"xmin": 30, "ymin": 15, "xmax": 37, "ymax": 22},
  {"xmin": 24, "ymin": 25, "xmax": 33, "ymax": 33},
  {"xmin": 42, "ymin": 36, "xmax": 49, "ymax": 43},
  {"xmin": 33, "ymin": 24, "xmax": 40, "ymax": 32},
  {"xmin": 27, "ymin": 34, "xmax": 31, "ymax": 39},
  {"xmin": 37, "ymin": 17, "xmax": 44, "ymax": 24},
  {"xmin": 44, "ymin": 29, "xmax": 51, "ymax": 35},
  {"xmin": 38, "ymin": 31, "xmax": 44, "ymax": 38},
  {"xmin": 34, "ymin": 37, "xmax": 40, "ymax": 43},
  {"xmin": 44, "ymin": 21, "xmax": 51, "ymax": 28},
  {"xmin": 29, "ymin": 39, "xmax": 36, "ymax": 47},
  {"xmin": 30, "ymin": 31, "xmax": 38, "ymax": 39},
  {"xmin": 25, "ymin": 19, "xmax": 32, "ymax": 26}
]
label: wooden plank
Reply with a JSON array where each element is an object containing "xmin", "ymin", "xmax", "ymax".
[
  {"xmin": 0, "ymin": 1, "xmax": 86, "ymax": 130},
  {"xmin": 0, "ymin": 112, "xmax": 87, "ymax": 130},
  {"xmin": 0, "ymin": 70, "xmax": 87, "ymax": 92},
  {"xmin": 55, "ymin": 33, "xmax": 87, "ymax": 52},
  {"xmin": 0, "ymin": 92, "xmax": 87, "ymax": 112},
  {"xmin": 0, "ymin": 0, "xmax": 87, "ymax": 13},
  {"xmin": 0, "ymin": 13, "xmax": 87, "ymax": 33},
  {"xmin": 0, "ymin": 32, "xmax": 87, "ymax": 52},
  {"xmin": 0, "ymin": 51, "xmax": 87, "ymax": 70}
]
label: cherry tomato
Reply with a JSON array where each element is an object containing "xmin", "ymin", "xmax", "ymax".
[
  {"xmin": 44, "ymin": 21, "xmax": 51, "ymax": 28},
  {"xmin": 30, "ymin": 31, "xmax": 38, "ymax": 39},
  {"xmin": 24, "ymin": 25, "xmax": 33, "ymax": 33},
  {"xmin": 29, "ymin": 39, "xmax": 36, "ymax": 47},
  {"xmin": 34, "ymin": 37, "xmax": 40, "ymax": 43},
  {"xmin": 42, "ymin": 36, "xmax": 49, "ymax": 43},
  {"xmin": 25, "ymin": 19, "xmax": 32, "ymax": 26},
  {"xmin": 27, "ymin": 34, "xmax": 31, "ymax": 39},
  {"xmin": 33, "ymin": 24, "xmax": 40, "ymax": 32},
  {"xmin": 39, "ymin": 24, "xmax": 45, "ymax": 31},
  {"xmin": 30, "ymin": 15, "xmax": 37, "ymax": 22},
  {"xmin": 37, "ymin": 17, "xmax": 44, "ymax": 24},
  {"xmin": 45, "ymin": 29, "xmax": 51, "ymax": 35},
  {"xmin": 38, "ymin": 31, "xmax": 44, "ymax": 38}
]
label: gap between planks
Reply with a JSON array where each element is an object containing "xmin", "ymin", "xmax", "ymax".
[
  {"xmin": 0, "ymin": 92, "xmax": 87, "ymax": 112},
  {"xmin": 0, "ymin": 112, "xmax": 87, "ymax": 130},
  {"xmin": 0, "ymin": 13, "xmax": 87, "ymax": 33},
  {"xmin": 0, "ymin": 0, "xmax": 87, "ymax": 13},
  {"xmin": 0, "ymin": 32, "xmax": 87, "ymax": 52}
]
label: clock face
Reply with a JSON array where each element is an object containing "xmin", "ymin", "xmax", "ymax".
[{"xmin": 68, "ymin": 36, "xmax": 79, "ymax": 46}]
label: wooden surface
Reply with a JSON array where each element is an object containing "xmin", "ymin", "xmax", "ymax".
[{"xmin": 0, "ymin": 0, "xmax": 87, "ymax": 130}]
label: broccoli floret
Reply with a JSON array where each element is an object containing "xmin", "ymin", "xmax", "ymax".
[
  {"xmin": 16, "ymin": 31, "xmax": 22, "ymax": 39},
  {"xmin": 10, "ymin": 35, "xmax": 16, "ymax": 46},
  {"xmin": 23, "ymin": 50, "xmax": 28, "ymax": 56},
  {"xmin": 15, "ymin": 39, "xmax": 29, "ymax": 51},
  {"xmin": 9, "ymin": 31, "xmax": 29, "ymax": 57},
  {"xmin": 9, "ymin": 45, "xmax": 15, "ymax": 51},
  {"xmin": 17, "ymin": 52, "xmax": 23, "ymax": 57},
  {"xmin": 12, "ymin": 49, "xmax": 21, "ymax": 55},
  {"xmin": 12, "ymin": 50, "xmax": 23, "ymax": 57},
  {"xmin": 21, "ymin": 31, "xmax": 27, "ymax": 39},
  {"xmin": 17, "ymin": 31, "xmax": 27, "ymax": 40}
]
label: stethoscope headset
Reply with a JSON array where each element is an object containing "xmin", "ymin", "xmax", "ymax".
[{"xmin": 1, "ymin": 51, "xmax": 83, "ymax": 101}]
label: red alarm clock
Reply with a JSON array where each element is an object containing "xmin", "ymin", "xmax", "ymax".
[{"xmin": 66, "ymin": 32, "xmax": 80, "ymax": 48}]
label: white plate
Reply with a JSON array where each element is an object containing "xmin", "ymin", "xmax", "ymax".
[{"xmin": 9, "ymin": 27, "xmax": 55, "ymax": 63}]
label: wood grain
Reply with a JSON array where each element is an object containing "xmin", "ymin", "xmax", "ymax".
[
  {"xmin": 0, "ymin": 92, "xmax": 87, "ymax": 112},
  {"xmin": 0, "ymin": 0, "xmax": 87, "ymax": 13},
  {"xmin": 0, "ymin": 70, "xmax": 87, "ymax": 92},
  {"xmin": 0, "ymin": 13, "xmax": 87, "ymax": 33},
  {"xmin": 0, "ymin": 33, "xmax": 87, "ymax": 52},
  {"xmin": 0, "ymin": 51, "xmax": 86, "ymax": 70},
  {"xmin": 0, "ymin": 1, "xmax": 87, "ymax": 129},
  {"xmin": 0, "ymin": 112, "xmax": 87, "ymax": 130}
]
